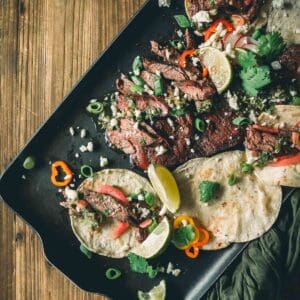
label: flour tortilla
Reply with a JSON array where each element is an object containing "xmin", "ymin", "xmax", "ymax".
[
  {"xmin": 174, "ymin": 151, "xmax": 282, "ymax": 250},
  {"xmin": 247, "ymin": 105, "xmax": 300, "ymax": 187},
  {"xmin": 70, "ymin": 169, "xmax": 157, "ymax": 258}
]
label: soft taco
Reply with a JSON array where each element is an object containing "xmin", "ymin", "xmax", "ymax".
[
  {"xmin": 245, "ymin": 105, "xmax": 300, "ymax": 187},
  {"xmin": 63, "ymin": 169, "xmax": 161, "ymax": 258},
  {"xmin": 173, "ymin": 151, "xmax": 282, "ymax": 250}
]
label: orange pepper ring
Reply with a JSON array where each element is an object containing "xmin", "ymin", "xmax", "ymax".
[
  {"xmin": 185, "ymin": 243, "xmax": 200, "ymax": 259},
  {"xmin": 194, "ymin": 227, "xmax": 210, "ymax": 248},
  {"xmin": 51, "ymin": 160, "xmax": 73, "ymax": 187}
]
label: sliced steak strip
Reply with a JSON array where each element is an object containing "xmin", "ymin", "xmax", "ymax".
[
  {"xmin": 140, "ymin": 70, "xmax": 157, "ymax": 90},
  {"xmin": 116, "ymin": 74, "xmax": 134, "ymax": 95},
  {"xmin": 82, "ymin": 190, "xmax": 139, "ymax": 226},
  {"xmin": 175, "ymin": 79, "xmax": 216, "ymax": 104},
  {"xmin": 194, "ymin": 107, "xmax": 245, "ymax": 156},
  {"xmin": 150, "ymin": 40, "xmax": 180, "ymax": 64},
  {"xmin": 184, "ymin": 28, "xmax": 197, "ymax": 49},
  {"xmin": 185, "ymin": 0, "xmax": 212, "ymax": 17},
  {"xmin": 279, "ymin": 45, "xmax": 300, "ymax": 80},
  {"xmin": 143, "ymin": 58, "xmax": 188, "ymax": 81}
]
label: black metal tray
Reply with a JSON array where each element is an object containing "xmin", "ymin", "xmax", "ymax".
[{"xmin": 0, "ymin": 0, "xmax": 288, "ymax": 299}]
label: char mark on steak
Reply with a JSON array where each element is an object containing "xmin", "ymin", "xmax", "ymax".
[
  {"xmin": 150, "ymin": 40, "xmax": 180, "ymax": 64},
  {"xmin": 116, "ymin": 74, "xmax": 134, "ymax": 95},
  {"xmin": 279, "ymin": 45, "xmax": 300, "ymax": 80},
  {"xmin": 143, "ymin": 58, "xmax": 189, "ymax": 81},
  {"xmin": 82, "ymin": 190, "xmax": 139, "ymax": 226},
  {"xmin": 194, "ymin": 107, "xmax": 245, "ymax": 156},
  {"xmin": 245, "ymin": 126, "xmax": 293, "ymax": 154},
  {"xmin": 175, "ymin": 79, "xmax": 216, "ymax": 104}
]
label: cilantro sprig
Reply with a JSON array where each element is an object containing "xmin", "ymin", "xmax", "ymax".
[
  {"xmin": 173, "ymin": 224, "xmax": 195, "ymax": 248},
  {"xmin": 128, "ymin": 253, "xmax": 159, "ymax": 278}
]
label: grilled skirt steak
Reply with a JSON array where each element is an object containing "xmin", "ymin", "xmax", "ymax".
[
  {"xmin": 82, "ymin": 190, "xmax": 139, "ymax": 226},
  {"xmin": 279, "ymin": 45, "xmax": 300, "ymax": 80}
]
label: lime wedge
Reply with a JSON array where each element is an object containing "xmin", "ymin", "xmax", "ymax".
[
  {"xmin": 138, "ymin": 280, "xmax": 166, "ymax": 300},
  {"xmin": 198, "ymin": 47, "xmax": 232, "ymax": 93},
  {"xmin": 147, "ymin": 164, "xmax": 181, "ymax": 213},
  {"xmin": 131, "ymin": 217, "xmax": 171, "ymax": 259}
]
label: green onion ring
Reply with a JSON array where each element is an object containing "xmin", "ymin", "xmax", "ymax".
[
  {"xmin": 23, "ymin": 156, "xmax": 36, "ymax": 170},
  {"xmin": 105, "ymin": 268, "xmax": 122, "ymax": 280},
  {"xmin": 195, "ymin": 118, "xmax": 206, "ymax": 132},
  {"xmin": 80, "ymin": 165, "xmax": 94, "ymax": 178},
  {"xmin": 86, "ymin": 102, "xmax": 104, "ymax": 114}
]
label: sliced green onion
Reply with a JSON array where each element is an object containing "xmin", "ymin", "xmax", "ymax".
[
  {"xmin": 131, "ymin": 75, "xmax": 145, "ymax": 87},
  {"xmin": 228, "ymin": 174, "xmax": 237, "ymax": 186},
  {"xmin": 144, "ymin": 192, "xmax": 155, "ymax": 206},
  {"xmin": 80, "ymin": 244, "xmax": 92, "ymax": 259},
  {"xmin": 102, "ymin": 209, "xmax": 110, "ymax": 216},
  {"xmin": 130, "ymin": 84, "xmax": 144, "ymax": 95},
  {"xmin": 232, "ymin": 117, "xmax": 250, "ymax": 126},
  {"xmin": 80, "ymin": 165, "xmax": 94, "ymax": 178},
  {"xmin": 240, "ymin": 162, "xmax": 253, "ymax": 173},
  {"xmin": 169, "ymin": 40, "xmax": 185, "ymax": 50},
  {"xmin": 23, "ymin": 156, "xmax": 36, "ymax": 170},
  {"xmin": 105, "ymin": 268, "xmax": 122, "ymax": 280},
  {"xmin": 154, "ymin": 75, "xmax": 163, "ymax": 96},
  {"xmin": 132, "ymin": 55, "xmax": 143, "ymax": 76},
  {"xmin": 292, "ymin": 96, "xmax": 300, "ymax": 106},
  {"xmin": 174, "ymin": 15, "xmax": 190, "ymax": 28},
  {"xmin": 86, "ymin": 102, "xmax": 104, "ymax": 114},
  {"xmin": 195, "ymin": 118, "xmax": 206, "ymax": 132}
]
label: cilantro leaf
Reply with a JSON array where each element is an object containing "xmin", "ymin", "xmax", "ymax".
[
  {"xmin": 240, "ymin": 66, "xmax": 271, "ymax": 96},
  {"xmin": 173, "ymin": 224, "xmax": 195, "ymax": 248},
  {"xmin": 127, "ymin": 253, "xmax": 159, "ymax": 278},
  {"xmin": 237, "ymin": 51, "xmax": 257, "ymax": 69},
  {"xmin": 199, "ymin": 181, "xmax": 220, "ymax": 202},
  {"xmin": 257, "ymin": 32, "xmax": 285, "ymax": 62}
]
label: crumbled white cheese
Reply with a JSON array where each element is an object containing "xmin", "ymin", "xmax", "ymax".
[
  {"xmin": 166, "ymin": 262, "xmax": 174, "ymax": 274},
  {"xmin": 183, "ymin": 93, "xmax": 188, "ymax": 99},
  {"xmin": 69, "ymin": 183, "xmax": 75, "ymax": 188},
  {"xmin": 173, "ymin": 86, "xmax": 180, "ymax": 97},
  {"xmin": 190, "ymin": 148, "xmax": 195, "ymax": 153},
  {"xmin": 158, "ymin": 0, "xmax": 171, "ymax": 7},
  {"xmin": 65, "ymin": 186, "xmax": 78, "ymax": 201},
  {"xmin": 271, "ymin": 61, "xmax": 282, "ymax": 70},
  {"xmin": 144, "ymin": 84, "xmax": 154, "ymax": 95},
  {"xmin": 226, "ymin": 90, "xmax": 239, "ymax": 110},
  {"xmin": 181, "ymin": 219, "xmax": 188, "ymax": 226},
  {"xmin": 279, "ymin": 121, "xmax": 286, "ymax": 129},
  {"xmin": 172, "ymin": 269, "xmax": 182, "ymax": 277},
  {"xmin": 64, "ymin": 174, "xmax": 72, "ymax": 180},
  {"xmin": 69, "ymin": 127, "xmax": 75, "ymax": 136},
  {"xmin": 137, "ymin": 194, "xmax": 145, "ymax": 201},
  {"xmin": 155, "ymin": 145, "xmax": 168, "ymax": 156},
  {"xmin": 111, "ymin": 103, "xmax": 118, "ymax": 117},
  {"xmin": 140, "ymin": 207, "xmax": 150, "ymax": 219},
  {"xmin": 79, "ymin": 145, "xmax": 87, "ymax": 152},
  {"xmin": 110, "ymin": 118, "xmax": 118, "ymax": 128},
  {"xmin": 176, "ymin": 29, "xmax": 183, "ymax": 37},
  {"xmin": 80, "ymin": 129, "xmax": 87, "ymax": 138},
  {"xmin": 134, "ymin": 109, "xmax": 141, "ymax": 118},
  {"xmin": 21, "ymin": 174, "xmax": 26, "ymax": 180},
  {"xmin": 290, "ymin": 90, "xmax": 297, "ymax": 97},
  {"xmin": 100, "ymin": 156, "xmax": 108, "ymax": 167},
  {"xmin": 194, "ymin": 134, "xmax": 199, "ymax": 140},
  {"xmin": 167, "ymin": 118, "xmax": 174, "ymax": 127},
  {"xmin": 169, "ymin": 135, "xmax": 174, "ymax": 140},
  {"xmin": 224, "ymin": 43, "xmax": 235, "ymax": 58},
  {"xmin": 185, "ymin": 138, "xmax": 191, "ymax": 146},
  {"xmin": 191, "ymin": 56, "xmax": 200, "ymax": 66},
  {"xmin": 272, "ymin": 0, "xmax": 284, "ymax": 9},
  {"xmin": 191, "ymin": 10, "xmax": 212, "ymax": 26},
  {"xmin": 249, "ymin": 110, "xmax": 257, "ymax": 123},
  {"xmin": 87, "ymin": 142, "xmax": 94, "ymax": 152},
  {"xmin": 133, "ymin": 122, "xmax": 139, "ymax": 129},
  {"xmin": 75, "ymin": 153, "xmax": 79, "ymax": 158}
]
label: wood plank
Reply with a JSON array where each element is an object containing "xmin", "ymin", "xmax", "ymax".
[{"xmin": 0, "ymin": 1, "xmax": 144, "ymax": 299}]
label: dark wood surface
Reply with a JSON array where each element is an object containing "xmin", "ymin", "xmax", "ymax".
[{"xmin": 0, "ymin": 1, "xmax": 144, "ymax": 299}]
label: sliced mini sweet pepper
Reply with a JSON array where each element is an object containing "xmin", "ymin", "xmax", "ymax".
[
  {"xmin": 98, "ymin": 185, "xmax": 129, "ymax": 206},
  {"xmin": 50, "ymin": 160, "xmax": 73, "ymax": 187},
  {"xmin": 178, "ymin": 49, "xmax": 196, "ymax": 68},
  {"xmin": 203, "ymin": 18, "xmax": 234, "ymax": 41}
]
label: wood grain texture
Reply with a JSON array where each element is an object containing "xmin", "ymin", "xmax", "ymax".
[{"xmin": 0, "ymin": 1, "xmax": 144, "ymax": 299}]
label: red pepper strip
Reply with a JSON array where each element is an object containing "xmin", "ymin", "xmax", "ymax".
[
  {"xmin": 51, "ymin": 160, "xmax": 73, "ymax": 187},
  {"xmin": 269, "ymin": 153, "xmax": 300, "ymax": 167},
  {"xmin": 178, "ymin": 49, "xmax": 196, "ymax": 69},
  {"xmin": 202, "ymin": 67, "xmax": 208, "ymax": 78},
  {"xmin": 291, "ymin": 120, "xmax": 300, "ymax": 148},
  {"xmin": 185, "ymin": 243, "xmax": 200, "ymax": 259},
  {"xmin": 76, "ymin": 200, "xmax": 88, "ymax": 211},
  {"xmin": 134, "ymin": 144, "xmax": 149, "ymax": 171},
  {"xmin": 203, "ymin": 19, "xmax": 234, "ymax": 41},
  {"xmin": 111, "ymin": 221, "xmax": 129, "ymax": 239},
  {"xmin": 98, "ymin": 185, "xmax": 129, "ymax": 206},
  {"xmin": 252, "ymin": 124, "xmax": 279, "ymax": 134},
  {"xmin": 139, "ymin": 219, "xmax": 152, "ymax": 228}
]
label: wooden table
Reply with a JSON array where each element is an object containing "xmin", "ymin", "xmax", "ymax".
[{"xmin": 0, "ymin": 1, "xmax": 144, "ymax": 299}]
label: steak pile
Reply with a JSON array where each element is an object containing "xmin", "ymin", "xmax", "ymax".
[{"xmin": 104, "ymin": 29, "xmax": 245, "ymax": 169}]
